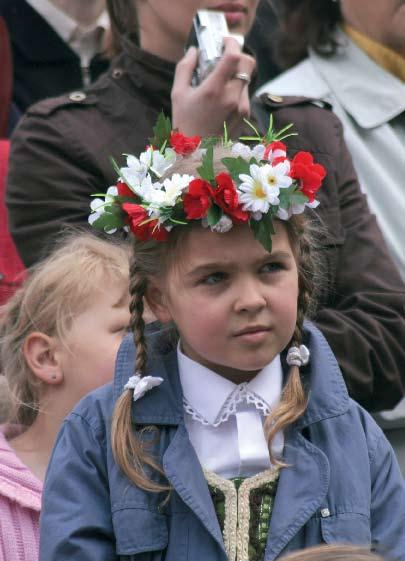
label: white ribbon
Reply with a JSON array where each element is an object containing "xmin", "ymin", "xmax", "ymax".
[
  {"xmin": 286, "ymin": 345, "xmax": 310, "ymax": 367},
  {"xmin": 124, "ymin": 374, "xmax": 164, "ymax": 402}
]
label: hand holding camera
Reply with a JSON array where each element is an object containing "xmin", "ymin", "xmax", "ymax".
[{"xmin": 171, "ymin": 11, "xmax": 255, "ymax": 138}]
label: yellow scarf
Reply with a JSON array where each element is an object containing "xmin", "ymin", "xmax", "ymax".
[{"xmin": 343, "ymin": 24, "xmax": 405, "ymax": 83}]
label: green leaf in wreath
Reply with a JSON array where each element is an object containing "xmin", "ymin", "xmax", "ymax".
[
  {"xmin": 92, "ymin": 212, "xmax": 124, "ymax": 232},
  {"xmin": 149, "ymin": 112, "xmax": 172, "ymax": 150},
  {"xmin": 249, "ymin": 212, "xmax": 275, "ymax": 253},
  {"xmin": 200, "ymin": 136, "xmax": 220, "ymax": 149},
  {"xmin": 290, "ymin": 192, "xmax": 309, "ymax": 206},
  {"xmin": 198, "ymin": 145, "xmax": 215, "ymax": 183},
  {"xmin": 207, "ymin": 204, "xmax": 222, "ymax": 227},
  {"xmin": 221, "ymin": 156, "xmax": 251, "ymax": 182}
]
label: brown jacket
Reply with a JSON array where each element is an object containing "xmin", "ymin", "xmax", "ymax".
[{"xmin": 6, "ymin": 42, "xmax": 405, "ymax": 412}]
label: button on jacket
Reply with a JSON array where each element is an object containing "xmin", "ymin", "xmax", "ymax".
[
  {"xmin": 39, "ymin": 323, "xmax": 405, "ymax": 561},
  {"xmin": 6, "ymin": 38, "xmax": 405, "ymax": 414}
]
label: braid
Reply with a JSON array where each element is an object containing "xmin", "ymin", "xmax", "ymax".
[
  {"xmin": 111, "ymin": 243, "xmax": 169, "ymax": 492},
  {"xmin": 264, "ymin": 219, "xmax": 316, "ymax": 466},
  {"xmin": 128, "ymin": 251, "xmax": 148, "ymax": 375}
]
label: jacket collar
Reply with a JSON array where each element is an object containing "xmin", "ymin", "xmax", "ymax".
[
  {"xmin": 113, "ymin": 322, "xmax": 349, "ymax": 428},
  {"xmin": 310, "ymin": 27, "xmax": 405, "ymax": 129},
  {"xmin": 110, "ymin": 36, "xmax": 176, "ymax": 115},
  {"xmin": 114, "ymin": 325, "xmax": 184, "ymax": 426},
  {"xmin": 296, "ymin": 321, "xmax": 349, "ymax": 428}
]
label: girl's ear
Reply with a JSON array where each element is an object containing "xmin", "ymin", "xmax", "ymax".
[
  {"xmin": 145, "ymin": 281, "xmax": 173, "ymax": 324},
  {"xmin": 23, "ymin": 332, "xmax": 64, "ymax": 386}
]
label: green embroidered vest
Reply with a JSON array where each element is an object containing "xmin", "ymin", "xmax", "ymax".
[{"xmin": 204, "ymin": 468, "xmax": 279, "ymax": 561}]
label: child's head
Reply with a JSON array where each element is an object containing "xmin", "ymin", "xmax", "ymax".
[
  {"xmin": 117, "ymin": 145, "xmax": 317, "ymax": 380},
  {"xmin": 0, "ymin": 232, "xmax": 130, "ymax": 426},
  {"xmin": 90, "ymin": 119, "xmax": 325, "ymax": 489}
]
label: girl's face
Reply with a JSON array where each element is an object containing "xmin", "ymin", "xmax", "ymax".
[
  {"xmin": 55, "ymin": 280, "xmax": 130, "ymax": 409},
  {"xmin": 136, "ymin": 0, "xmax": 260, "ymax": 59},
  {"xmin": 150, "ymin": 222, "xmax": 299, "ymax": 383}
]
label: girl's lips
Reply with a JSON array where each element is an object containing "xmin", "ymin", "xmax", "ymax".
[{"xmin": 235, "ymin": 329, "xmax": 270, "ymax": 345}]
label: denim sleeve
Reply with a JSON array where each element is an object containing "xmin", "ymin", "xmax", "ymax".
[
  {"xmin": 39, "ymin": 412, "xmax": 116, "ymax": 561},
  {"xmin": 369, "ymin": 430, "xmax": 405, "ymax": 560}
]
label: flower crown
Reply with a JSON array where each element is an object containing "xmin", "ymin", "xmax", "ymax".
[{"xmin": 89, "ymin": 113, "xmax": 326, "ymax": 252}]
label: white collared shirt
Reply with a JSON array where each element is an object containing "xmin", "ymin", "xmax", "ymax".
[
  {"xmin": 177, "ymin": 346, "xmax": 284, "ymax": 478},
  {"xmin": 26, "ymin": 0, "xmax": 109, "ymax": 84}
]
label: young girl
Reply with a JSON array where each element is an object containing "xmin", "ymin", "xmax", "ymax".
[
  {"xmin": 39, "ymin": 123, "xmax": 405, "ymax": 561},
  {"xmin": 0, "ymin": 233, "xmax": 130, "ymax": 561}
]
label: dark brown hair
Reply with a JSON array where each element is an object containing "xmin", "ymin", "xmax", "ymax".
[
  {"xmin": 105, "ymin": 0, "xmax": 139, "ymax": 57},
  {"xmin": 270, "ymin": 0, "xmax": 342, "ymax": 69}
]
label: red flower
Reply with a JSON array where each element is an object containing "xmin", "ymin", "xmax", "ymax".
[
  {"xmin": 213, "ymin": 173, "xmax": 249, "ymax": 222},
  {"xmin": 263, "ymin": 141, "xmax": 287, "ymax": 165},
  {"xmin": 122, "ymin": 203, "xmax": 169, "ymax": 241},
  {"xmin": 170, "ymin": 131, "xmax": 201, "ymax": 155},
  {"xmin": 183, "ymin": 178, "xmax": 213, "ymax": 219},
  {"xmin": 117, "ymin": 180, "xmax": 135, "ymax": 199},
  {"xmin": 290, "ymin": 151, "xmax": 326, "ymax": 202}
]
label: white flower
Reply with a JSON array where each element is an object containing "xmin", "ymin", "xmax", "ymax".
[
  {"xmin": 88, "ymin": 185, "xmax": 119, "ymax": 234},
  {"xmin": 121, "ymin": 155, "xmax": 148, "ymax": 189},
  {"xmin": 261, "ymin": 161, "xmax": 292, "ymax": 191},
  {"xmin": 231, "ymin": 143, "xmax": 265, "ymax": 162},
  {"xmin": 210, "ymin": 215, "xmax": 233, "ymax": 233},
  {"xmin": 144, "ymin": 173, "xmax": 194, "ymax": 223},
  {"xmin": 129, "ymin": 174, "xmax": 155, "ymax": 199},
  {"xmin": 277, "ymin": 198, "xmax": 319, "ymax": 221},
  {"xmin": 124, "ymin": 375, "xmax": 164, "ymax": 402},
  {"xmin": 140, "ymin": 147, "xmax": 176, "ymax": 177},
  {"xmin": 161, "ymin": 173, "xmax": 194, "ymax": 206},
  {"xmin": 238, "ymin": 164, "xmax": 279, "ymax": 214},
  {"xmin": 232, "ymin": 142, "xmax": 252, "ymax": 160},
  {"xmin": 252, "ymin": 144, "xmax": 266, "ymax": 161}
]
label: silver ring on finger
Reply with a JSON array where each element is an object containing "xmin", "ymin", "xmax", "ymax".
[{"xmin": 233, "ymin": 72, "xmax": 251, "ymax": 85}]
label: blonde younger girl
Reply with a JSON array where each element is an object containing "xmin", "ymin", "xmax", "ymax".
[
  {"xmin": 40, "ymin": 123, "xmax": 405, "ymax": 560},
  {"xmin": 0, "ymin": 233, "xmax": 130, "ymax": 561}
]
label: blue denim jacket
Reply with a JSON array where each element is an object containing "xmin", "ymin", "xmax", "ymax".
[{"xmin": 39, "ymin": 323, "xmax": 405, "ymax": 560}]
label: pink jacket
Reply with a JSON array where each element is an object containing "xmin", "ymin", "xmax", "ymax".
[{"xmin": 0, "ymin": 426, "xmax": 42, "ymax": 561}]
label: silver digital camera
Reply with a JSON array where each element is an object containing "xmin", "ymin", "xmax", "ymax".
[{"xmin": 189, "ymin": 10, "xmax": 244, "ymax": 85}]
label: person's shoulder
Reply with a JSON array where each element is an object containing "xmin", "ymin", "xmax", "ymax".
[
  {"xmin": 257, "ymin": 58, "xmax": 329, "ymax": 100},
  {"xmin": 253, "ymin": 92, "xmax": 344, "ymax": 156},
  {"xmin": 24, "ymin": 90, "xmax": 99, "ymax": 120},
  {"xmin": 345, "ymin": 398, "xmax": 387, "ymax": 458},
  {"xmin": 67, "ymin": 382, "xmax": 115, "ymax": 436}
]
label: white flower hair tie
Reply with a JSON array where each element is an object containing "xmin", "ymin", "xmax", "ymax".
[
  {"xmin": 286, "ymin": 345, "xmax": 310, "ymax": 367},
  {"xmin": 124, "ymin": 374, "xmax": 164, "ymax": 402}
]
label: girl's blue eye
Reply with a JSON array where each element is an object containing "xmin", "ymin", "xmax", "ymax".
[
  {"xmin": 200, "ymin": 272, "xmax": 226, "ymax": 285},
  {"xmin": 261, "ymin": 262, "xmax": 283, "ymax": 273}
]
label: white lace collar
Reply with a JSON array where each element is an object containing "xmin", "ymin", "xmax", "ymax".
[{"xmin": 177, "ymin": 344, "xmax": 283, "ymax": 427}]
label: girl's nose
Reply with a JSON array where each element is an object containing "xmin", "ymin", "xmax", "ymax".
[{"xmin": 233, "ymin": 280, "xmax": 267, "ymax": 314}]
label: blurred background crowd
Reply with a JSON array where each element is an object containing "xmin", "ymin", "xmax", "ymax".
[{"xmin": 0, "ymin": 0, "xmax": 404, "ymax": 559}]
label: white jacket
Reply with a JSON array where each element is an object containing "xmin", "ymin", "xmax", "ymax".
[{"xmin": 258, "ymin": 28, "xmax": 405, "ymax": 280}]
